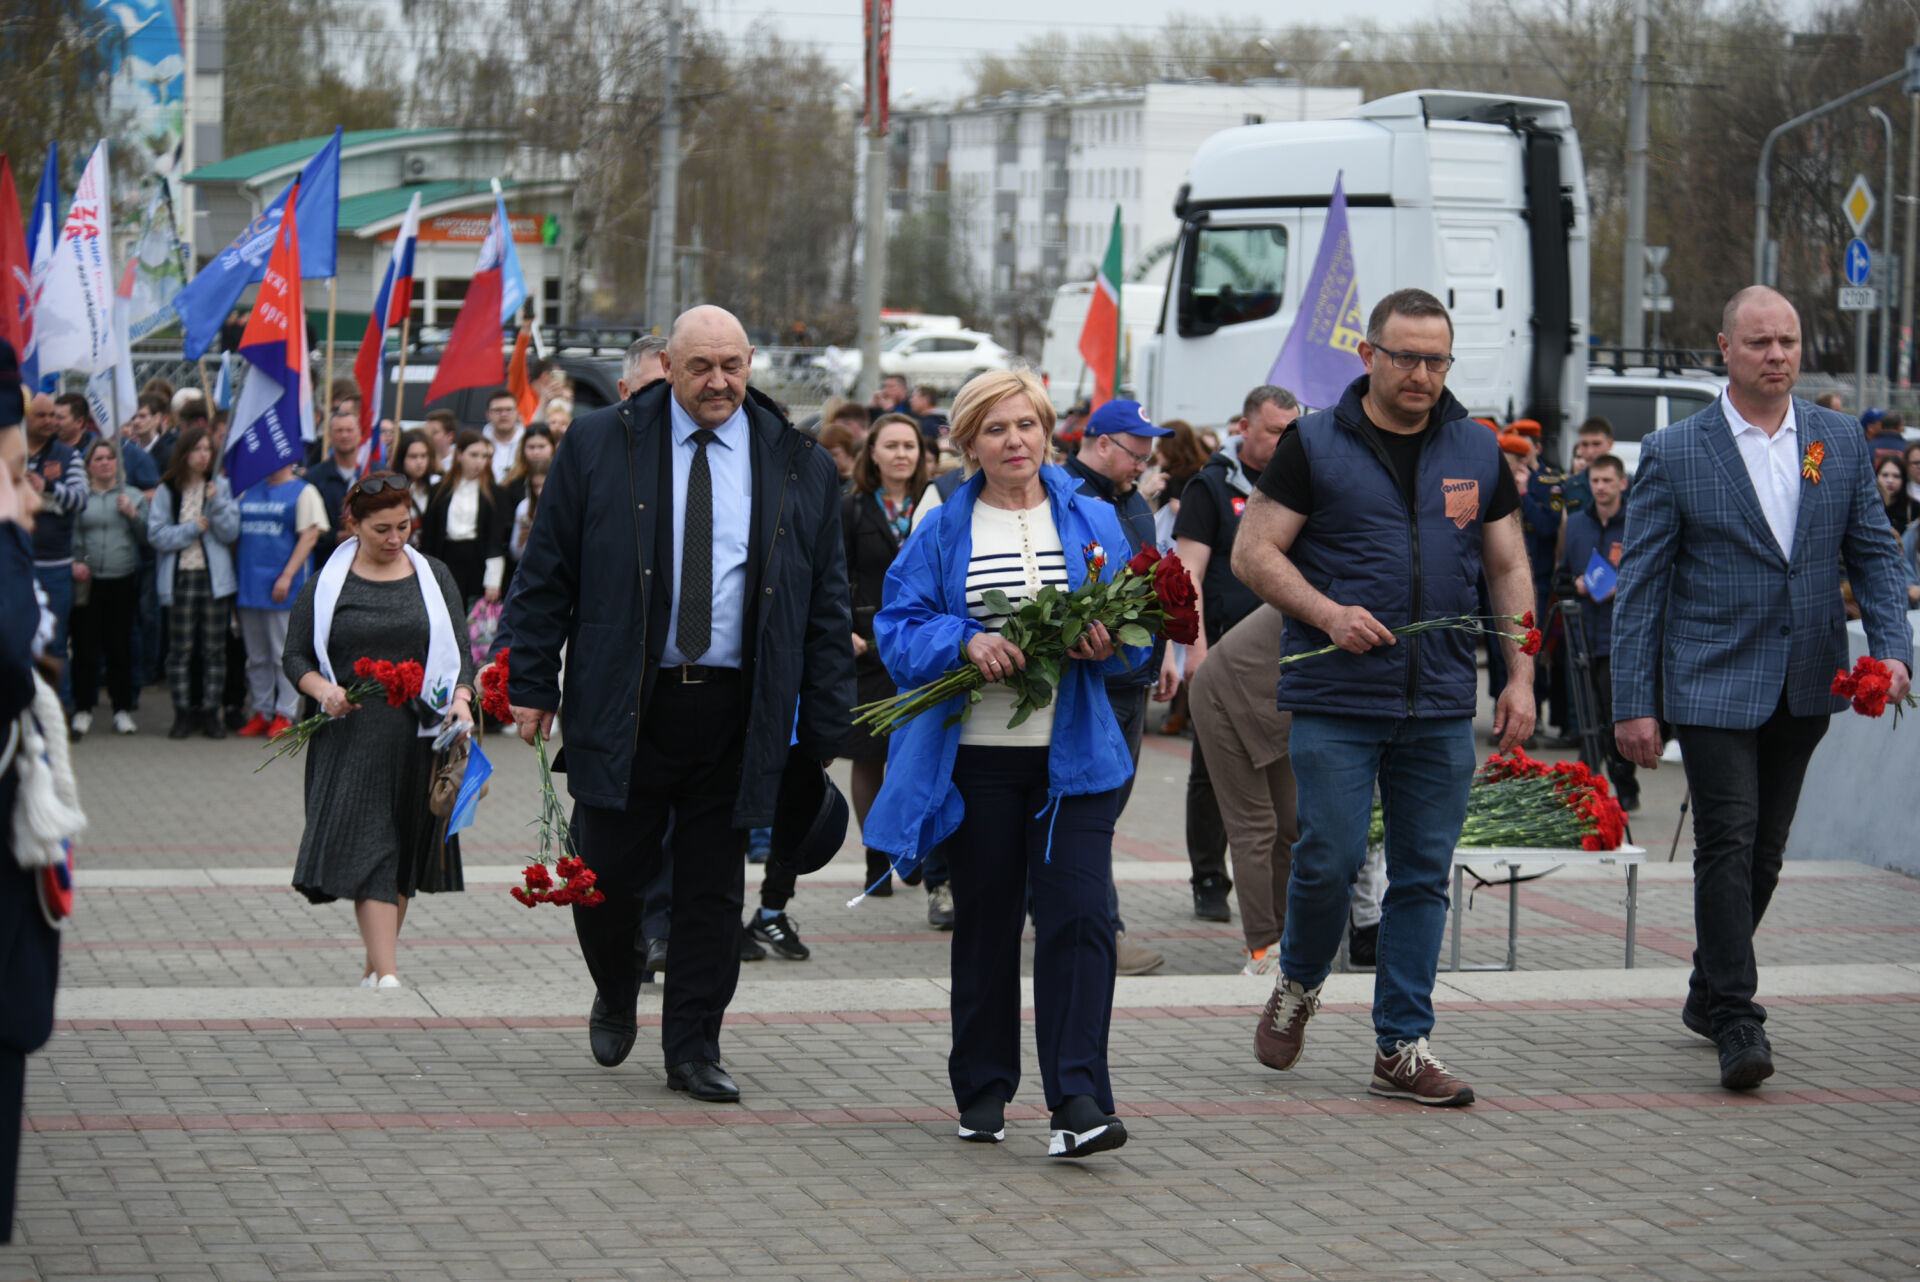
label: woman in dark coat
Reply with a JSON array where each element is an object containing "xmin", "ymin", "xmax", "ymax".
[
  {"xmin": 843, "ymin": 412, "xmax": 931, "ymax": 894},
  {"xmin": 417, "ymin": 430, "xmax": 509, "ymax": 612},
  {"xmin": 285, "ymin": 473, "xmax": 476, "ymax": 988}
]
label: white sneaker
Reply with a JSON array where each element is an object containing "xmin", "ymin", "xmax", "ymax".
[
  {"xmin": 375, "ymin": 974, "xmax": 402, "ymax": 990},
  {"xmin": 69, "ymin": 712, "xmax": 91, "ymax": 736},
  {"xmin": 113, "ymin": 711, "xmax": 136, "ymax": 735},
  {"xmin": 1241, "ymin": 946, "xmax": 1279, "ymax": 977},
  {"xmin": 360, "ymin": 973, "xmax": 376, "ymax": 988}
]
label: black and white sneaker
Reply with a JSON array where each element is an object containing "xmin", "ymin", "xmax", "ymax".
[
  {"xmin": 748, "ymin": 911, "xmax": 811, "ymax": 961},
  {"xmin": 1047, "ymin": 1095, "xmax": 1127, "ymax": 1158},
  {"xmin": 956, "ymin": 1094, "xmax": 1005, "ymax": 1143}
]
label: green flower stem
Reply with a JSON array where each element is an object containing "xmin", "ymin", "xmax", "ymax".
[
  {"xmin": 1278, "ymin": 614, "xmax": 1530, "ymax": 669},
  {"xmin": 530, "ymin": 731, "xmax": 576, "ymax": 863},
  {"xmin": 253, "ymin": 678, "xmax": 385, "ymax": 772}
]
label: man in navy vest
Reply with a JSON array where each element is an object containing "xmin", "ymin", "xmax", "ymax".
[
  {"xmin": 1231, "ymin": 288, "xmax": 1536, "ymax": 1107},
  {"xmin": 1613, "ymin": 287, "xmax": 1912, "ymax": 1092},
  {"xmin": 1064, "ymin": 397, "xmax": 1172, "ymax": 977}
]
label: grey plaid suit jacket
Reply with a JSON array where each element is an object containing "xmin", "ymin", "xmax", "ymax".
[{"xmin": 1611, "ymin": 396, "xmax": 1914, "ymax": 731}]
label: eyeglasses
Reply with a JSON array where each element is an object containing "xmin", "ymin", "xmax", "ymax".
[
  {"xmin": 352, "ymin": 474, "xmax": 410, "ymax": 497},
  {"xmin": 1373, "ymin": 347, "xmax": 1456, "ymax": 373},
  {"xmin": 1104, "ymin": 436, "xmax": 1154, "ymax": 466}
]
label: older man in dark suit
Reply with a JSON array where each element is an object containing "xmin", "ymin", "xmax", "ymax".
[
  {"xmin": 504, "ymin": 305, "xmax": 854, "ymax": 1103},
  {"xmin": 1613, "ymin": 285, "xmax": 1913, "ymax": 1092}
]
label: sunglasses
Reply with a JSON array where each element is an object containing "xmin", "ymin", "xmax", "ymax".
[{"xmin": 352, "ymin": 474, "xmax": 410, "ymax": 497}]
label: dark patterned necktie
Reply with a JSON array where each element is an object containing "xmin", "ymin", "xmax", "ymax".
[{"xmin": 676, "ymin": 429, "xmax": 717, "ymax": 662}]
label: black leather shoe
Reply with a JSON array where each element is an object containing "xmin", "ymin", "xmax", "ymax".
[
  {"xmin": 1716, "ymin": 1020, "xmax": 1774, "ymax": 1091},
  {"xmin": 1347, "ymin": 922, "xmax": 1379, "ymax": 967},
  {"xmin": 639, "ymin": 937, "xmax": 669, "ymax": 985},
  {"xmin": 588, "ymin": 993, "xmax": 637, "ymax": 1068},
  {"xmin": 201, "ymin": 711, "xmax": 226, "ymax": 740},
  {"xmin": 167, "ymin": 710, "xmax": 194, "ymax": 740},
  {"xmin": 667, "ymin": 1059, "xmax": 739, "ymax": 1103},
  {"xmin": 1192, "ymin": 875, "xmax": 1232, "ymax": 923},
  {"xmin": 1682, "ymin": 996, "xmax": 1766, "ymax": 1042}
]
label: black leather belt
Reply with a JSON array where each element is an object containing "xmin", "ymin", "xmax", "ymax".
[{"xmin": 658, "ymin": 663, "xmax": 739, "ymax": 684}]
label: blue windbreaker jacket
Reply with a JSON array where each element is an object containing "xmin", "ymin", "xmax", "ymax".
[{"xmin": 861, "ymin": 465, "xmax": 1145, "ymax": 869}]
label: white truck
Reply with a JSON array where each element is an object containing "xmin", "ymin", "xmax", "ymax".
[{"xmin": 1142, "ymin": 90, "xmax": 1590, "ymax": 453}]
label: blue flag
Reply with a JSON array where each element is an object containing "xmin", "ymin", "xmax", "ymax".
[
  {"xmin": 171, "ymin": 127, "xmax": 342, "ymax": 360},
  {"xmin": 1266, "ymin": 172, "xmax": 1366, "ymax": 410},
  {"xmin": 446, "ymin": 739, "xmax": 493, "ymax": 840},
  {"xmin": 1583, "ymin": 548, "xmax": 1618, "ymax": 602},
  {"xmin": 21, "ymin": 142, "xmax": 59, "ymax": 392}
]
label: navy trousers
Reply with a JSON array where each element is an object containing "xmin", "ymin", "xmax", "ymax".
[{"xmin": 946, "ymin": 745, "xmax": 1119, "ymax": 1114}]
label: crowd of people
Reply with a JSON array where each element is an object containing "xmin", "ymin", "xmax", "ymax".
[{"xmin": 2, "ymin": 281, "xmax": 1915, "ymax": 1165}]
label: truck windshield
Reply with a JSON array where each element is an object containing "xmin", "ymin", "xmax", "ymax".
[{"xmin": 1178, "ymin": 225, "xmax": 1288, "ymax": 336}]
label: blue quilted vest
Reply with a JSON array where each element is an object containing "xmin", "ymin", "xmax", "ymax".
[{"xmin": 1275, "ymin": 379, "xmax": 1501, "ymax": 720}]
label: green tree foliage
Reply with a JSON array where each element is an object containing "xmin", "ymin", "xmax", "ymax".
[{"xmin": 0, "ymin": 0, "xmax": 119, "ymax": 225}]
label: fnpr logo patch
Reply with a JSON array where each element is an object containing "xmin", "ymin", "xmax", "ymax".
[{"xmin": 1442, "ymin": 479, "xmax": 1479, "ymax": 530}]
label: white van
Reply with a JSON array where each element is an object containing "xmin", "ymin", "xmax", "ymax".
[
  {"xmin": 1143, "ymin": 90, "xmax": 1590, "ymax": 449},
  {"xmin": 1039, "ymin": 277, "xmax": 1167, "ymax": 414}
]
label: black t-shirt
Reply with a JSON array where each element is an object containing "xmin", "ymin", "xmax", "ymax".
[
  {"xmin": 1172, "ymin": 461, "xmax": 1262, "ymax": 548},
  {"xmin": 1258, "ymin": 416, "xmax": 1518, "ymax": 523}
]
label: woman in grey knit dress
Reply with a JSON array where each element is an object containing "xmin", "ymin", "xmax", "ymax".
[{"xmin": 284, "ymin": 474, "xmax": 476, "ymax": 988}]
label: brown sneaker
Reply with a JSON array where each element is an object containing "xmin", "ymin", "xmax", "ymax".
[
  {"xmin": 1368, "ymin": 1038, "xmax": 1475, "ymax": 1107},
  {"xmin": 1254, "ymin": 975, "xmax": 1321, "ymax": 1070},
  {"xmin": 1115, "ymin": 932, "xmax": 1165, "ymax": 976}
]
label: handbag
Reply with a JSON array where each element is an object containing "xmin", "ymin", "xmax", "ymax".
[{"xmin": 428, "ymin": 720, "xmax": 484, "ymax": 870}]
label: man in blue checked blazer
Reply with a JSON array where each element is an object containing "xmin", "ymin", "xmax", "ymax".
[{"xmin": 1612, "ymin": 286, "xmax": 1913, "ymax": 1093}]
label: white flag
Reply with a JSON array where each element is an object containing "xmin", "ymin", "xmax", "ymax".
[{"xmin": 33, "ymin": 141, "xmax": 115, "ymax": 376}]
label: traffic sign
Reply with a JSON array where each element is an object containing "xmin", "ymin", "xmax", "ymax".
[
  {"xmin": 1840, "ymin": 286, "xmax": 1879, "ymax": 311},
  {"xmin": 1844, "ymin": 175, "xmax": 1876, "ymax": 237},
  {"xmin": 1845, "ymin": 238, "xmax": 1872, "ymax": 287},
  {"xmin": 1643, "ymin": 272, "xmax": 1669, "ymax": 298},
  {"xmin": 1645, "ymin": 245, "xmax": 1669, "ymax": 271},
  {"xmin": 1644, "ymin": 297, "xmax": 1675, "ymax": 313}
]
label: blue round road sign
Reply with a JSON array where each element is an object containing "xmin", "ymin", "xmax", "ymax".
[{"xmin": 1845, "ymin": 238, "xmax": 1872, "ymax": 287}]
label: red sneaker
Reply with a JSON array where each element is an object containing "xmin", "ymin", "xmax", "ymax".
[
  {"xmin": 237, "ymin": 714, "xmax": 272, "ymax": 738},
  {"xmin": 266, "ymin": 716, "xmax": 294, "ymax": 739},
  {"xmin": 1369, "ymin": 1038, "xmax": 1476, "ymax": 1107}
]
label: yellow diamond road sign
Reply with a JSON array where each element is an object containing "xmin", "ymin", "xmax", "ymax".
[{"xmin": 1845, "ymin": 175, "xmax": 1876, "ymax": 237}]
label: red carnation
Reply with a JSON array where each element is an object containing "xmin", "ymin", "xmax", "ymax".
[
  {"xmin": 1520, "ymin": 611, "xmax": 1535, "ymax": 630},
  {"xmin": 1152, "ymin": 555, "xmax": 1202, "ymax": 645},
  {"xmin": 1125, "ymin": 545, "xmax": 1162, "ymax": 576},
  {"xmin": 1520, "ymin": 629, "xmax": 1543, "ymax": 656},
  {"xmin": 510, "ymin": 886, "xmax": 539, "ymax": 908},
  {"xmin": 523, "ymin": 863, "xmax": 553, "ymax": 892},
  {"xmin": 480, "ymin": 647, "xmax": 514, "ymax": 724},
  {"xmin": 353, "ymin": 657, "xmax": 378, "ymax": 680}
]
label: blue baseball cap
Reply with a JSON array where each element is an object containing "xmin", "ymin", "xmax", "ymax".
[
  {"xmin": 1084, "ymin": 399, "xmax": 1172, "ymax": 438},
  {"xmin": 1862, "ymin": 408, "xmax": 1886, "ymax": 426}
]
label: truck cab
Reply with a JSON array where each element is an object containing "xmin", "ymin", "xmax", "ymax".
[{"xmin": 1143, "ymin": 90, "xmax": 1589, "ymax": 453}]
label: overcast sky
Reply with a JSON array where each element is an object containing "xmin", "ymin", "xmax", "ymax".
[{"xmin": 701, "ymin": 0, "xmax": 1449, "ymax": 103}]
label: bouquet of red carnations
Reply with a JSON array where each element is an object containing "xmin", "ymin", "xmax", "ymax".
[
  {"xmin": 255, "ymin": 658, "xmax": 424, "ymax": 770},
  {"xmin": 1832, "ymin": 655, "xmax": 1916, "ymax": 724},
  {"xmin": 1366, "ymin": 748, "xmax": 1627, "ymax": 852},
  {"xmin": 851, "ymin": 542, "xmax": 1200, "ymax": 735},
  {"xmin": 479, "ymin": 648, "xmax": 600, "ymax": 907}
]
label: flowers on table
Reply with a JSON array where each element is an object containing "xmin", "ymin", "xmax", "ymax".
[
  {"xmin": 1368, "ymin": 747, "xmax": 1627, "ymax": 853},
  {"xmin": 852, "ymin": 542, "xmax": 1198, "ymax": 736},
  {"xmin": 480, "ymin": 647, "xmax": 591, "ymax": 904},
  {"xmin": 1832, "ymin": 655, "xmax": 1915, "ymax": 724},
  {"xmin": 255, "ymin": 657, "xmax": 426, "ymax": 770}
]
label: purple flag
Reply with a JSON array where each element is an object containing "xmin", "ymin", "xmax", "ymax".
[{"xmin": 1266, "ymin": 173, "xmax": 1366, "ymax": 410}]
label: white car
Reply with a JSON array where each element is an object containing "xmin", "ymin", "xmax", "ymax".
[
  {"xmin": 816, "ymin": 328, "xmax": 1014, "ymax": 394},
  {"xmin": 1583, "ymin": 367, "xmax": 1727, "ymax": 477}
]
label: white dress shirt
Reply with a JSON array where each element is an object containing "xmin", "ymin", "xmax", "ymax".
[
  {"xmin": 488, "ymin": 427, "xmax": 523, "ymax": 484},
  {"xmin": 1721, "ymin": 391, "xmax": 1800, "ymax": 558},
  {"xmin": 660, "ymin": 396, "xmax": 751, "ymax": 669}
]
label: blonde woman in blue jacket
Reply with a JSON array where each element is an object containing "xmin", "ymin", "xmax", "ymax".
[{"xmin": 865, "ymin": 369, "xmax": 1144, "ymax": 1160}]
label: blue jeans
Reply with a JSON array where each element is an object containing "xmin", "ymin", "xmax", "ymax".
[
  {"xmin": 1279, "ymin": 713, "xmax": 1474, "ymax": 1050},
  {"xmin": 32, "ymin": 565, "xmax": 73, "ymax": 712}
]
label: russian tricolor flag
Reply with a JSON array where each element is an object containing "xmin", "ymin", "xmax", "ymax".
[
  {"xmin": 353, "ymin": 191, "xmax": 421, "ymax": 471},
  {"xmin": 425, "ymin": 181, "xmax": 527, "ymax": 406},
  {"xmin": 225, "ymin": 182, "xmax": 312, "ymax": 497}
]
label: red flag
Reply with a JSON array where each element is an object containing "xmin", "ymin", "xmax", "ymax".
[
  {"xmin": 424, "ymin": 270, "xmax": 504, "ymax": 405},
  {"xmin": 1076, "ymin": 207, "xmax": 1124, "ymax": 411},
  {"xmin": 0, "ymin": 155, "xmax": 29, "ymax": 362},
  {"xmin": 507, "ymin": 326, "xmax": 539, "ymax": 425}
]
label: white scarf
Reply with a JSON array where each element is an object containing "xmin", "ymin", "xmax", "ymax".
[
  {"xmin": 5, "ymin": 672, "xmax": 86, "ymax": 871},
  {"xmin": 312, "ymin": 539, "xmax": 461, "ymax": 738}
]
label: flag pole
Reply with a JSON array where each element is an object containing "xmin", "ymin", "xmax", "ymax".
[
  {"xmin": 394, "ymin": 313, "xmax": 412, "ymax": 427},
  {"xmin": 323, "ymin": 276, "xmax": 338, "ymax": 401},
  {"xmin": 197, "ymin": 356, "xmax": 212, "ymax": 401}
]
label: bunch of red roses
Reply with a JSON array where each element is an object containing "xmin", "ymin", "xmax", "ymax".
[
  {"xmin": 255, "ymin": 656, "xmax": 427, "ymax": 770},
  {"xmin": 510, "ymin": 856, "xmax": 605, "ymax": 908},
  {"xmin": 851, "ymin": 542, "xmax": 1198, "ymax": 735},
  {"xmin": 479, "ymin": 648, "xmax": 589, "ymax": 905},
  {"xmin": 1831, "ymin": 655, "xmax": 1915, "ymax": 723}
]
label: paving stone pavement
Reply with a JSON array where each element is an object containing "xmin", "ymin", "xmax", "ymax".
[{"xmin": 6, "ymin": 698, "xmax": 1919, "ymax": 1281}]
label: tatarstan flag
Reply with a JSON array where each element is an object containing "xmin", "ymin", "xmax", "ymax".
[{"xmin": 1077, "ymin": 206, "xmax": 1124, "ymax": 411}]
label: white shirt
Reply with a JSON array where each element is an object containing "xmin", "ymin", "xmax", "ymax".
[
  {"xmin": 960, "ymin": 500, "xmax": 1068, "ymax": 747},
  {"xmin": 488, "ymin": 427, "xmax": 523, "ymax": 484},
  {"xmin": 1721, "ymin": 391, "xmax": 1800, "ymax": 558},
  {"xmin": 446, "ymin": 478, "xmax": 505, "ymax": 589}
]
